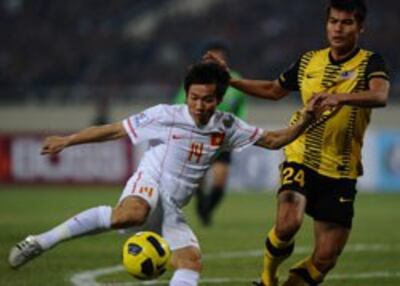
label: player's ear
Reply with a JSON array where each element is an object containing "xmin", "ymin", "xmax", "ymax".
[{"xmin": 358, "ymin": 22, "xmax": 365, "ymax": 34}]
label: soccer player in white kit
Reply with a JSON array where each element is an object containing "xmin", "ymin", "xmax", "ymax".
[{"xmin": 9, "ymin": 62, "xmax": 319, "ymax": 286}]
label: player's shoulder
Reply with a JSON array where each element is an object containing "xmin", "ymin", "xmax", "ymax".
[
  {"xmin": 214, "ymin": 110, "xmax": 241, "ymax": 129},
  {"xmin": 140, "ymin": 104, "xmax": 181, "ymax": 123},
  {"xmin": 289, "ymin": 48, "xmax": 328, "ymax": 67},
  {"xmin": 301, "ymin": 48, "xmax": 329, "ymax": 60},
  {"xmin": 358, "ymin": 48, "xmax": 386, "ymax": 61},
  {"xmin": 147, "ymin": 103, "xmax": 182, "ymax": 114}
]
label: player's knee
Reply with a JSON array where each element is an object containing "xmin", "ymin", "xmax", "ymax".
[
  {"xmin": 276, "ymin": 192, "xmax": 305, "ymax": 240},
  {"xmin": 111, "ymin": 197, "xmax": 150, "ymax": 228},
  {"xmin": 170, "ymin": 247, "xmax": 202, "ymax": 273},
  {"xmin": 313, "ymin": 251, "xmax": 339, "ymax": 273},
  {"xmin": 275, "ymin": 222, "xmax": 301, "ymax": 241},
  {"xmin": 275, "ymin": 213, "xmax": 302, "ymax": 240}
]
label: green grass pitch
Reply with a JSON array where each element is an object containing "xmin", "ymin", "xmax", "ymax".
[{"xmin": 1, "ymin": 186, "xmax": 399, "ymax": 285}]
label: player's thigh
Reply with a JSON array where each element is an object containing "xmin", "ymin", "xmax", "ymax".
[
  {"xmin": 115, "ymin": 171, "xmax": 160, "ymax": 227},
  {"xmin": 277, "ymin": 162, "xmax": 308, "ymax": 223},
  {"xmin": 306, "ymin": 176, "xmax": 357, "ymax": 228},
  {"xmin": 112, "ymin": 196, "xmax": 150, "ymax": 227},
  {"xmin": 119, "ymin": 171, "xmax": 160, "ymax": 210}
]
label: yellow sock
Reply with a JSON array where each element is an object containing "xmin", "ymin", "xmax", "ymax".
[
  {"xmin": 283, "ymin": 256, "xmax": 325, "ymax": 286},
  {"xmin": 261, "ymin": 227, "xmax": 294, "ymax": 286}
]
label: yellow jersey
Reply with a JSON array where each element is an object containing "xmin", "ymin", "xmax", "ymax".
[{"xmin": 279, "ymin": 47, "xmax": 390, "ymax": 179}]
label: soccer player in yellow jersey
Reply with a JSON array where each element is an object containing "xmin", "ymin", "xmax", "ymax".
[{"xmin": 205, "ymin": 0, "xmax": 390, "ymax": 285}]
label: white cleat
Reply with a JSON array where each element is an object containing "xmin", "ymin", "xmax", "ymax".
[{"xmin": 9, "ymin": 235, "xmax": 43, "ymax": 269}]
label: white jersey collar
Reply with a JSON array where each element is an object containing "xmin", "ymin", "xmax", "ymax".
[{"xmin": 183, "ymin": 105, "xmax": 218, "ymax": 130}]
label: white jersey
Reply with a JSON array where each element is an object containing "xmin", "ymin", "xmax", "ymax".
[{"xmin": 122, "ymin": 104, "xmax": 263, "ymax": 208}]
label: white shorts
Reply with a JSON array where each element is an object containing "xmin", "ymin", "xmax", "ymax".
[{"xmin": 118, "ymin": 170, "xmax": 200, "ymax": 251}]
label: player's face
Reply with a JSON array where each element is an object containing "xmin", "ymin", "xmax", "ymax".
[
  {"xmin": 326, "ymin": 8, "xmax": 363, "ymax": 54},
  {"xmin": 186, "ymin": 83, "xmax": 219, "ymax": 126}
]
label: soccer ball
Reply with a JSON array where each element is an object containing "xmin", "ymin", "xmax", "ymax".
[{"xmin": 122, "ymin": 231, "xmax": 171, "ymax": 280}]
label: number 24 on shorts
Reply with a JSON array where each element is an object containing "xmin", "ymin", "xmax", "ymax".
[{"xmin": 281, "ymin": 167, "xmax": 305, "ymax": 188}]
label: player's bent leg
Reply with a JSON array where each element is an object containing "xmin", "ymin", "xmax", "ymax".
[
  {"xmin": 312, "ymin": 220, "xmax": 350, "ymax": 274},
  {"xmin": 275, "ymin": 190, "xmax": 306, "ymax": 240},
  {"xmin": 169, "ymin": 246, "xmax": 201, "ymax": 286},
  {"xmin": 199, "ymin": 161, "xmax": 229, "ymax": 226},
  {"xmin": 257, "ymin": 190, "xmax": 306, "ymax": 286},
  {"xmin": 282, "ymin": 256, "xmax": 324, "ymax": 286},
  {"xmin": 111, "ymin": 196, "xmax": 150, "ymax": 229},
  {"xmin": 282, "ymin": 221, "xmax": 351, "ymax": 285},
  {"xmin": 195, "ymin": 182, "xmax": 207, "ymax": 224}
]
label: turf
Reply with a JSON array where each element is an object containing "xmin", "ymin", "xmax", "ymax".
[{"xmin": 1, "ymin": 186, "xmax": 399, "ymax": 285}]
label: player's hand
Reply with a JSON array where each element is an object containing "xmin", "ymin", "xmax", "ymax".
[
  {"xmin": 303, "ymin": 94, "xmax": 324, "ymax": 119},
  {"xmin": 314, "ymin": 92, "xmax": 341, "ymax": 110},
  {"xmin": 202, "ymin": 51, "xmax": 230, "ymax": 72},
  {"xmin": 41, "ymin": 136, "xmax": 69, "ymax": 155}
]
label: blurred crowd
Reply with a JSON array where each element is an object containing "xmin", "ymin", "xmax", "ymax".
[{"xmin": 1, "ymin": 0, "xmax": 399, "ymax": 103}]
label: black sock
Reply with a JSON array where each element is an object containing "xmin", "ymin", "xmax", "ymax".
[{"xmin": 206, "ymin": 186, "xmax": 224, "ymax": 214}]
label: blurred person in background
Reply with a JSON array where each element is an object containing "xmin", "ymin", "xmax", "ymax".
[
  {"xmin": 92, "ymin": 94, "xmax": 111, "ymax": 125},
  {"xmin": 205, "ymin": 0, "xmax": 390, "ymax": 285},
  {"xmin": 174, "ymin": 40, "xmax": 247, "ymax": 226},
  {"xmin": 8, "ymin": 62, "xmax": 320, "ymax": 286}
]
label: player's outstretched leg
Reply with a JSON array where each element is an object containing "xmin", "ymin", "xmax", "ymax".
[
  {"xmin": 8, "ymin": 205, "xmax": 113, "ymax": 269},
  {"xmin": 8, "ymin": 235, "xmax": 43, "ymax": 269}
]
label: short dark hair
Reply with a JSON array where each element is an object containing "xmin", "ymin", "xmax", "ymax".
[
  {"xmin": 201, "ymin": 40, "xmax": 231, "ymax": 58},
  {"xmin": 327, "ymin": 0, "xmax": 367, "ymax": 24},
  {"xmin": 184, "ymin": 62, "xmax": 230, "ymax": 102}
]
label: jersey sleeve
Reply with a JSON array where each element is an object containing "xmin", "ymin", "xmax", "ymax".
[
  {"xmin": 223, "ymin": 115, "xmax": 263, "ymax": 152},
  {"xmin": 122, "ymin": 105, "xmax": 165, "ymax": 145},
  {"xmin": 278, "ymin": 56, "xmax": 301, "ymax": 91},
  {"xmin": 365, "ymin": 53, "xmax": 390, "ymax": 84}
]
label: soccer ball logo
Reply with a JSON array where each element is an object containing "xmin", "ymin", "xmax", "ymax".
[{"xmin": 122, "ymin": 231, "xmax": 171, "ymax": 280}]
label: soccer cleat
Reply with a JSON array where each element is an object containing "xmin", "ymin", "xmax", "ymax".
[
  {"xmin": 252, "ymin": 281, "xmax": 265, "ymax": 286},
  {"xmin": 281, "ymin": 273, "xmax": 309, "ymax": 286},
  {"xmin": 8, "ymin": 235, "xmax": 43, "ymax": 269}
]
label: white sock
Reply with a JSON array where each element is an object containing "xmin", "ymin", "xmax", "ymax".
[
  {"xmin": 170, "ymin": 269, "xmax": 200, "ymax": 286},
  {"xmin": 35, "ymin": 206, "xmax": 112, "ymax": 250}
]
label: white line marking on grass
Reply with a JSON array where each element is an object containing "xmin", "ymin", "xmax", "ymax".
[
  {"xmin": 70, "ymin": 243, "xmax": 400, "ymax": 286},
  {"xmin": 72, "ymin": 272, "xmax": 400, "ymax": 286},
  {"xmin": 328, "ymin": 271, "xmax": 400, "ymax": 280}
]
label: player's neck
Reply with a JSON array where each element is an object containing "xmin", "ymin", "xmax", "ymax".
[{"xmin": 329, "ymin": 45, "xmax": 359, "ymax": 64}]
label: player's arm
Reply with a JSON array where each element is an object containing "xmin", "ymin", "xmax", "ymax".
[
  {"xmin": 41, "ymin": 122, "xmax": 127, "ymax": 155},
  {"xmin": 254, "ymin": 96, "xmax": 319, "ymax": 150},
  {"xmin": 230, "ymin": 78, "xmax": 289, "ymax": 101},
  {"xmin": 317, "ymin": 78, "xmax": 389, "ymax": 108},
  {"xmin": 203, "ymin": 51, "xmax": 290, "ymax": 101}
]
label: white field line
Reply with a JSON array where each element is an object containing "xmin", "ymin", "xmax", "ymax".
[{"xmin": 69, "ymin": 243, "xmax": 400, "ymax": 286}]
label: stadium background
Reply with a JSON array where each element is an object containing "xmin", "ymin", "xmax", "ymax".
[
  {"xmin": 0, "ymin": 1, "xmax": 400, "ymax": 285},
  {"xmin": 0, "ymin": 0, "xmax": 399, "ymax": 191}
]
